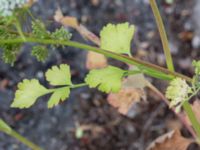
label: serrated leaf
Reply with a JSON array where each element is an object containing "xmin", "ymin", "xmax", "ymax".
[
  {"xmin": 85, "ymin": 66, "xmax": 125, "ymax": 93},
  {"xmin": 100, "ymin": 22, "xmax": 135, "ymax": 56},
  {"xmin": 48, "ymin": 87, "xmax": 70, "ymax": 108},
  {"xmin": 11, "ymin": 79, "xmax": 49, "ymax": 108},
  {"xmin": 45, "ymin": 64, "xmax": 72, "ymax": 86}
]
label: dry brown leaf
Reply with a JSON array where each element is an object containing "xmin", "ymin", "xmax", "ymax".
[
  {"xmin": 185, "ymin": 100, "xmax": 200, "ymax": 126},
  {"xmin": 54, "ymin": 9, "xmax": 100, "ymax": 45},
  {"xmin": 146, "ymin": 130, "xmax": 193, "ymax": 150},
  {"xmin": 77, "ymin": 25, "xmax": 100, "ymax": 45},
  {"xmin": 107, "ymin": 87, "xmax": 145, "ymax": 115},
  {"xmin": 86, "ymin": 51, "xmax": 108, "ymax": 69},
  {"xmin": 54, "ymin": 9, "xmax": 79, "ymax": 29}
]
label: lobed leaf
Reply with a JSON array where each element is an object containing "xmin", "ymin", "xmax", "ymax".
[
  {"xmin": 100, "ymin": 22, "xmax": 135, "ymax": 56},
  {"xmin": 11, "ymin": 79, "xmax": 49, "ymax": 108},
  {"xmin": 85, "ymin": 66, "xmax": 125, "ymax": 93},
  {"xmin": 48, "ymin": 87, "xmax": 70, "ymax": 108},
  {"xmin": 45, "ymin": 64, "xmax": 72, "ymax": 86}
]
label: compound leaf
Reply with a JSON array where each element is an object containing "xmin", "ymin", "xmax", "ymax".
[
  {"xmin": 100, "ymin": 22, "xmax": 135, "ymax": 56},
  {"xmin": 85, "ymin": 66, "xmax": 125, "ymax": 93},
  {"xmin": 45, "ymin": 64, "xmax": 72, "ymax": 86},
  {"xmin": 48, "ymin": 87, "xmax": 70, "ymax": 108},
  {"xmin": 11, "ymin": 79, "xmax": 49, "ymax": 108},
  {"xmin": 31, "ymin": 45, "xmax": 48, "ymax": 62}
]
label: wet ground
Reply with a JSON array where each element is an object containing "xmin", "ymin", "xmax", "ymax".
[{"xmin": 0, "ymin": 0, "xmax": 200, "ymax": 149}]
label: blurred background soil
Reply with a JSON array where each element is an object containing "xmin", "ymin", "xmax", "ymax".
[{"xmin": 1, "ymin": 0, "xmax": 200, "ymax": 149}]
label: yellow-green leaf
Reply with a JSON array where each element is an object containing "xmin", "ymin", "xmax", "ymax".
[
  {"xmin": 100, "ymin": 22, "xmax": 135, "ymax": 56},
  {"xmin": 48, "ymin": 87, "xmax": 70, "ymax": 108},
  {"xmin": 45, "ymin": 64, "xmax": 72, "ymax": 86},
  {"xmin": 85, "ymin": 66, "xmax": 125, "ymax": 93},
  {"xmin": 11, "ymin": 79, "xmax": 49, "ymax": 108}
]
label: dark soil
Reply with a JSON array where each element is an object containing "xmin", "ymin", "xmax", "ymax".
[{"xmin": 0, "ymin": 0, "xmax": 200, "ymax": 150}]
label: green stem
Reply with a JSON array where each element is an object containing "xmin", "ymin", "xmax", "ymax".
[
  {"xmin": 71, "ymin": 83, "xmax": 87, "ymax": 88},
  {"xmin": 0, "ymin": 38, "xmax": 192, "ymax": 82},
  {"xmin": 149, "ymin": 0, "xmax": 174, "ymax": 71},
  {"xmin": 124, "ymin": 70, "xmax": 142, "ymax": 76},
  {"xmin": 0, "ymin": 119, "xmax": 42, "ymax": 150},
  {"xmin": 14, "ymin": 19, "xmax": 26, "ymax": 41},
  {"xmin": 9, "ymin": 130, "xmax": 42, "ymax": 150},
  {"xmin": 47, "ymin": 83, "xmax": 88, "ymax": 92},
  {"xmin": 183, "ymin": 102, "xmax": 200, "ymax": 141}
]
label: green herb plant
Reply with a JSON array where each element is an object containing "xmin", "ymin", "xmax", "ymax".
[{"xmin": 0, "ymin": 0, "xmax": 200, "ymax": 149}]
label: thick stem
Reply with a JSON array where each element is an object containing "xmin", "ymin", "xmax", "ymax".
[
  {"xmin": 0, "ymin": 38, "xmax": 191, "ymax": 82},
  {"xmin": 149, "ymin": 0, "xmax": 174, "ymax": 71}
]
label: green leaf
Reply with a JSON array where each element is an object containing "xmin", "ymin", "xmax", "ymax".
[
  {"xmin": 31, "ymin": 45, "xmax": 48, "ymax": 62},
  {"xmin": 85, "ymin": 66, "xmax": 125, "ymax": 93},
  {"xmin": 45, "ymin": 64, "xmax": 72, "ymax": 86},
  {"xmin": 11, "ymin": 79, "xmax": 49, "ymax": 108},
  {"xmin": 0, "ymin": 28, "xmax": 21, "ymax": 65},
  {"xmin": 48, "ymin": 87, "xmax": 70, "ymax": 108},
  {"xmin": 51, "ymin": 27, "xmax": 72, "ymax": 40},
  {"xmin": 32, "ymin": 20, "xmax": 50, "ymax": 39},
  {"xmin": 100, "ymin": 22, "xmax": 135, "ymax": 56}
]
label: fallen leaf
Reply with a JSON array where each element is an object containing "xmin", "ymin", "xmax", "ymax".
[
  {"xmin": 86, "ymin": 51, "xmax": 108, "ymax": 69},
  {"xmin": 77, "ymin": 25, "xmax": 100, "ymax": 45},
  {"xmin": 146, "ymin": 130, "xmax": 193, "ymax": 150},
  {"xmin": 107, "ymin": 87, "xmax": 145, "ymax": 115},
  {"xmin": 54, "ymin": 9, "xmax": 79, "ymax": 29}
]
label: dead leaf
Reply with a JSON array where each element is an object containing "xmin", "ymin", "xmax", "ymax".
[
  {"xmin": 185, "ymin": 100, "xmax": 200, "ymax": 126},
  {"xmin": 54, "ymin": 9, "xmax": 79, "ymax": 29},
  {"xmin": 107, "ymin": 87, "xmax": 145, "ymax": 115},
  {"xmin": 54, "ymin": 9, "xmax": 100, "ymax": 45},
  {"xmin": 146, "ymin": 130, "xmax": 193, "ymax": 150},
  {"xmin": 77, "ymin": 25, "xmax": 100, "ymax": 45},
  {"xmin": 86, "ymin": 51, "xmax": 108, "ymax": 69}
]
